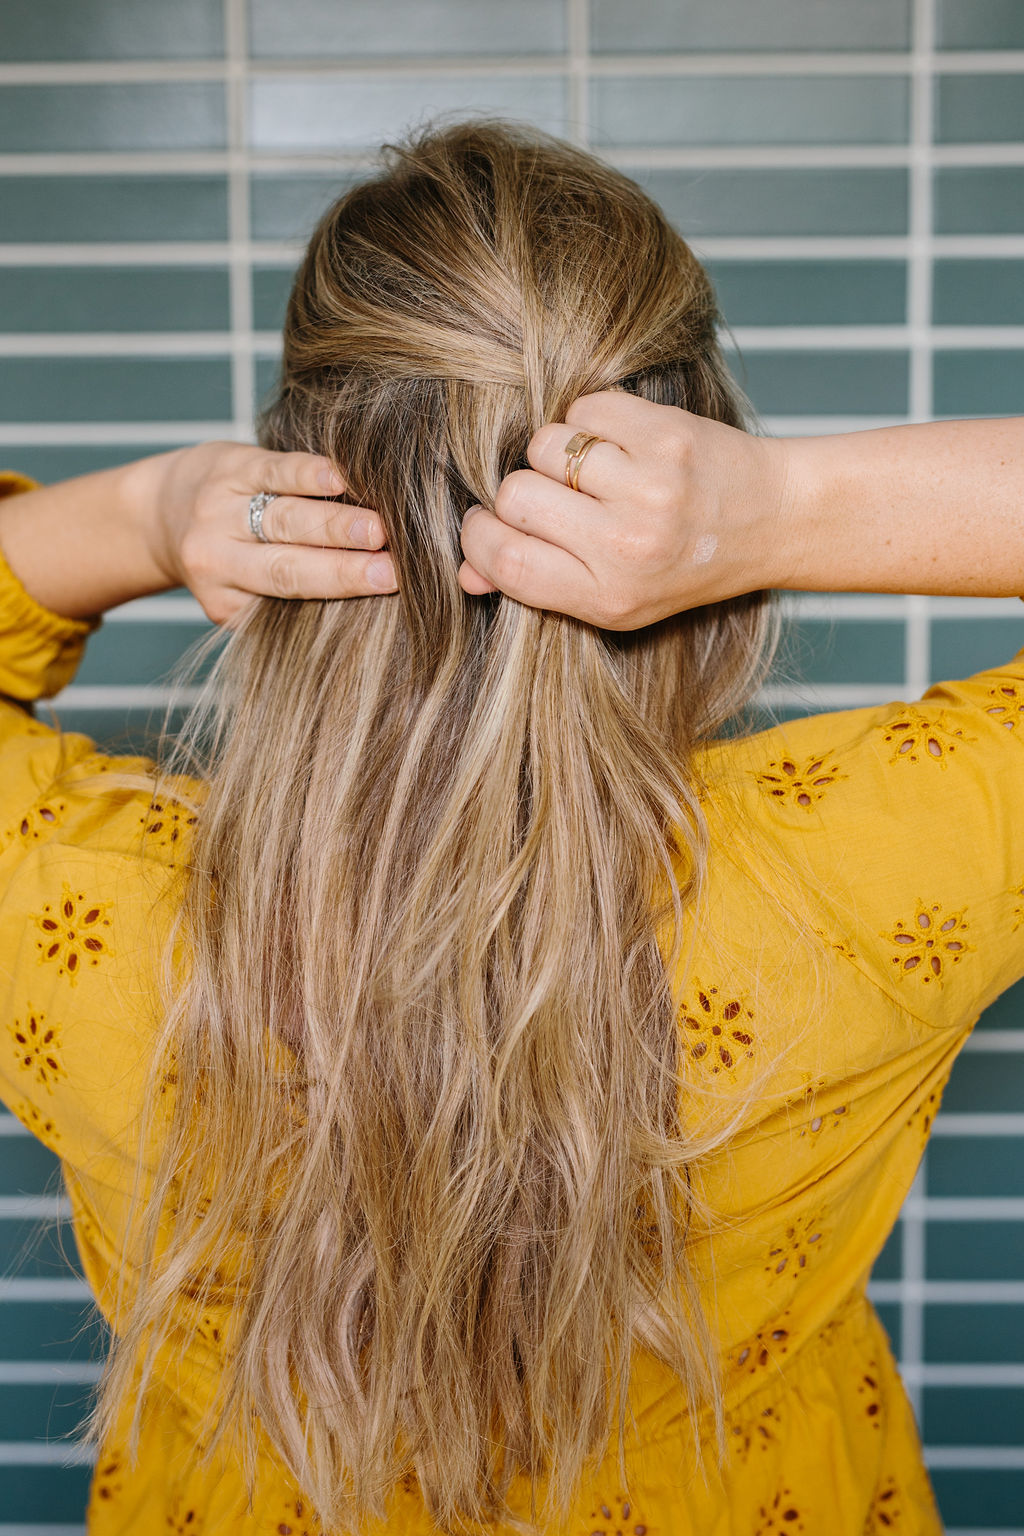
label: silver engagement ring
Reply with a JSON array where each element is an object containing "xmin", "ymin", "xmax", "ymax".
[{"xmin": 248, "ymin": 491, "xmax": 278, "ymax": 543}]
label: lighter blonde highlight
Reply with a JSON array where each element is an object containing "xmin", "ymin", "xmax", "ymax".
[{"xmin": 88, "ymin": 122, "xmax": 789, "ymax": 1533}]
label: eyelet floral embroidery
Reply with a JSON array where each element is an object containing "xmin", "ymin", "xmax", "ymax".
[
  {"xmin": 681, "ymin": 984, "xmax": 755, "ymax": 1073},
  {"xmin": 754, "ymin": 1487, "xmax": 805, "ymax": 1535},
  {"xmin": 35, "ymin": 885, "xmax": 112, "ymax": 981},
  {"xmin": 90, "ymin": 1453, "xmax": 124, "ymax": 1506},
  {"xmin": 140, "ymin": 802, "xmax": 198, "ymax": 852},
  {"xmin": 730, "ymin": 1313, "xmax": 792, "ymax": 1378},
  {"xmin": 1009, "ymin": 877, "xmax": 1024, "ymax": 932},
  {"xmin": 165, "ymin": 1493, "xmax": 201, "ymax": 1534},
  {"xmin": 985, "ymin": 682, "xmax": 1024, "ymax": 731},
  {"xmin": 9, "ymin": 1098, "xmax": 60, "ymax": 1146},
  {"xmin": 798, "ymin": 1103, "xmax": 849, "ymax": 1140},
  {"xmin": 275, "ymin": 1494, "xmax": 323, "ymax": 1536},
  {"xmin": 880, "ymin": 709, "xmax": 972, "ymax": 767},
  {"xmin": 725, "ymin": 1403, "xmax": 784, "ymax": 1464},
  {"xmin": 11, "ymin": 1009, "xmax": 62, "ymax": 1091},
  {"xmin": 858, "ymin": 1361, "xmax": 883, "ymax": 1429},
  {"xmin": 753, "ymin": 754, "xmax": 845, "ymax": 810},
  {"xmin": 764, "ymin": 1212, "xmax": 826, "ymax": 1279},
  {"xmin": 582, "ymin": 1493, "xmax": 647, "ymax": 1535},
  {"xmin": 906, "ymin": 1072, "xmax": 951, "ymax": 1141},
  {"xmin": 866, "ymin": 1476, "xmax": 901, "ymax": 1530},
  {"xmin": 883, "ymin": 902, "xmax": 971, "ymax": 984},
  {"xmin": 18, "ymin": 801, "xmax": 65, "ymax": 840},
  {"xmin": 813, "ymin": 929, "xmax": 857, "ymax": 963}
]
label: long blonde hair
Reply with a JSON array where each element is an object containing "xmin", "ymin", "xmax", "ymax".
[{"xmin": 94, "ymin": 121, "xmax": 780, "ymax": 1533}]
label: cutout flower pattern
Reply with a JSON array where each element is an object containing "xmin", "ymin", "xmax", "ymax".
[
  {"xmin": 18, "ymin": 800, "xmax": 65, "ymax": 841},
  {"xmin": 139, "ymin": 802, "xmax": 198, "ymax": 855},
  {"xmin": 730, "ymin": 1313, "xmax": 792, "ymax": 1379},
  {"xmin": 883, "ymin": 902, "xmax": 970, "ymax": 984},
  {"xmin": 866, "ymin": 1476, "xmax": 902, "ymax": 1530},
  {"xmin": 275, "ymin": 1495, "xmax": 323, "ymax": 1536},
  {"xmin": 9, "ymin": 1097, "xmax": 59, "ymax": 1146},
  {"xmin": 165, "ymin": 1494, "xmax": 201, "ymax": 1534},
  {"xmin": 725, "ymin": 1403, "xmax": 784, "ymax": 1465},
  {"xmin": 681, "ymin": 984, "xmax": 755, "ymax": 1073},
  {"xmin": 1009, "ymin": 877, "xmax": 1024, "ymax": 933},
  {"xmin": 754, "ymin": 1487, "xmax": 805, "ymax": 1535},
  {"xmin": 857, "ymin": 1361, "xmax": 883, "ymax": 1430},
  {"xmin": 35, "ymin": 885, "xmax": 112, "ymax": 981},
  {"xmin": 798, "ymin": 1103, "xmax": 849, "ymax": 1141},
  {"xmin": 985, "ymin": 682, "xmax": 1024, "ymax": 731},
  {"xmin": 753, "ymin": 753, "xmax": 845, "ymax": 810},
  {"xmin": 11, "ymin": 1009, "xmax": 62, "ymax": 1091},
  {"xmin": 582, "ymin": 1493, "xmax": 647, "ymax": 1536},
  {"xmin": 906, "ymin": 1071, "xmax": 951, "ymax": 1142},
  {"xmin": 90, "ymin": 1453, "xmax": 124, "ymax": 1507},
  {"xmin": 880, "ymin": 709, "xmax": 971, "ymax": 767},
  {"xmin": 764, "ymin": 1212, "xmax": 826, "ymax": 1280}
]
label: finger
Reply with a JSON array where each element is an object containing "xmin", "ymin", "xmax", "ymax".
[
  {"xmin": 564, "ymin": 389, "xmax": 678, "ymax": 448},
  {"xmin": 232, "ymin": 541, "xmax": 398, "ymax": 600},
  {"xmin": 254, "ymin": 494, "xmax": 385, "ymax": 550},
  {"xmin": 459, "ymin": 506, "xmax": 598, "ymax": 616},
  {"xmin": 525, "ymin": 421, "xmax": 631, "ymax": 499},
  {"xmin": 488, "ymin": 467, "xmax": 608, "ymax": 554},
  {"xmin": 252, "ymin": 449, "xmax": 347, "ymax": 498}
]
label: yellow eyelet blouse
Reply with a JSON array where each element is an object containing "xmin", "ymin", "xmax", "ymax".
[{"xmin": 1, "ymin": 470, "xmax": 1023, "ymax": 1535}]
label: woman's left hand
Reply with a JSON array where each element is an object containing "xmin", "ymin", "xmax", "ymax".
[{"xmin": 142, "ymin": 441, "xmax": 397, "ymax": 627}]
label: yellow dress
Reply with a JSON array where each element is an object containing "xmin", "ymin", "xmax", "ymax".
[{"xmin": 1, "ymin": 469, "xmax": 1023, "ymax": 1535}]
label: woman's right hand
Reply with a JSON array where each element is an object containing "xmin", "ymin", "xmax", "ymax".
[{"xmin": 458, "ymin": 392, "xmax": 793, "ymax": 628}]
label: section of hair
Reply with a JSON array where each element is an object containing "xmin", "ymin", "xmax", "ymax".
[{"xmin": 92, "ymin": 121, "xmax": 779, "ymax": 1535}]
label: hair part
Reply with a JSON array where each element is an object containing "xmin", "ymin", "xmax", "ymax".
[{"xmin": 90, "ymin": 120, "xmax": 781, "ymax": 1533}]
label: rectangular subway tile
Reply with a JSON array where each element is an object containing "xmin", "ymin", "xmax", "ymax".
[
  {"xmin": 929, "ymin": 1137, "xmax": 1024, "ymax": 1200},
  {"xmin": 937, "ymin": 0, "xmax": 1024, "ymax": 49},
  {"xmin": 925, "ymin": 1302, "xmax": 1024, "ymax": 1363},
  {"xmin": 933, "ymin": 259, "xmax": 1024, "ymax": 325},
  {"xmin": 0, "ymin": 1299, "xmax": 106, "ymax": 1361},
  {"xmin": 778, "ymin": 618, "xmax": 906, "ymax": 688},
  {"xmin": 592, "ymin": 75, "xmax": 909, "ymax": 148},
  {"xmin": 942, "ymin": 1052, "xmax": 1024, "ymax": 1115},
  {"xmin": 249, "ymin": 0, "xmax": 565, "ymax": 57},
  {"xmin": 0, "ymin": 1465, "xmax": 94, "ymax": 1524},
  {"xmin": 252, "ymin": 265, "xmax": 298, "ymax": 332},
  {"xmin": 0, "ymin": 356, "xmax": 232, "ymax": 424},
  {"xmin": 871, "ymin": 1224, "xmax": 903, "ymax": 1282},
  {"xmin": 0, "ymin": 1138, "xmax": 62, "ymax": 1199},
  {"xmin": 641, "ymin": 168, "xmax": 909, "ymax": 239},
  {"xmin": 930, "ymin": 617, "xmax": 1024, "ymax": 680},
  {"xmin": 0, "ymin": 1380, "xmax": 93, "ymax": 1445},
  {"xmin": 931, "ymin": 1470, "xmax": 1024, "ymax": 1530},
  {"xmin": 0, "ymin": 267, "xmax": 230, "ymax": 334},
  {"xmin": 590, "ymin": 0, "xmax": 911, "ymax": 53},
  {"xmin": 0, "ymin": 83, "xmax": 227, "ymax": 154},
  {"xmin": 873, "ymin": 1302, "xmax": 901, "ymax": 1357},
  {"xmin": 254, "ymin": 354, "xmax": 282, "ymax": 415},
  {"xmin": 923, "ymin": 1385, "xmax": 1024, "ymax": 1446},
  {"xmin": 0, "ymin": 1218, "xmax": 83, "ymax": 1281},
  {"xmin": 977, "ymin": 978, "xmax": 1024, "ymax": 1034},
  {"xmin": 75, "ymin": 621, "xmax": 214, "ymax": 689},
  {"xmin": 8, "ymin": 445, "xmax": 196, "ymax": 484},
  {"xmin": 926, "ymin": 1221, "xmax": 1024, "ymax": 1282},
  {"xmin": 934, "ymin": 350, "xmax": 1024, "ymax": 417},
  {"xmin": 249, "ymin": 75, "xmax": 568, "ymax": 153},
  {"xmin": 725, "ymin": 349, "xmax": 909, "ymax": 418},
  {"xmin": 934, "ymin": 167, "xmax": 1024, "ymax": 235},
  {"xmin": 0, "ymin": 175, "xmax": 229, "ymax": 244},
  {"xmin": 1, "ymin": 0, "xmax": 224, "ymax": 60},
  {"xmin": 48, "ymin": 707, "xmax": 193, "ymax": 758},
  {"xmin": 935, "ymin": 73, "xmax": 1024, "ymax": 145},
  {"xmin": 708, "ymin": 260, "xmax": 906, "ymax": 327},
  {"xmin": 249, "ymin": 172, "xmax": 362, "ymax": 241}
]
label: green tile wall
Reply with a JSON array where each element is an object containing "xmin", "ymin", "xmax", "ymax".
[{"xmin": 1, "ymin": 1, "xmax": 1022, "ymax": 1530}]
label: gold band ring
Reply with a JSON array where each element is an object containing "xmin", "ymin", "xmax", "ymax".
[{"xmin": 563, "ymin": 431, "xmax": 603, "ymax": 493}]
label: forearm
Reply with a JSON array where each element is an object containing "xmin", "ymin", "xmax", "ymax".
[
  {"xmin": 779, "ymin": 417, "xmax": 1024, "ymax": 597},
  {"xmin": 0, "ymin": 455, "xmax": 175, "ymax": 620}
]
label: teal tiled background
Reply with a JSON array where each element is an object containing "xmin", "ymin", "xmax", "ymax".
[{"xmin": 1, "ymin": 0, "xmax": 1023, "ymax": 1530}]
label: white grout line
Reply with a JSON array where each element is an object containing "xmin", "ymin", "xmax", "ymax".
[
  {"xmin": 904, "ymin": 1198, "xmax": 1024, "ymax": 1220},
  {"xmin": 565, "ymin": 0, "xmax": 589, "ymax": 147},
  {"xmin": 0, "ymin": 1526, "xmax": 88, "ymax": 1536},
  {"xmin": 0, "ymin": 1197, "xmax": 69, "ymax": 1219},
  {"xmin": 0, "ymin": 423, "xmax": 230, "ymax": 444},
  {"xmin": 49, "ymin": 686, "xmax": 203, "ymax": 709},
  {"xmin": 0, "ymin": 1281, "xmax": 92, "ymax": 1302},
  {"xmin": 963, "ymin": 1032, "xmax": 1024, "ymax": 1052},
  {"xmin": 225, "ymin": 0, "xmax": 256, "ymax": 443},
  {"xmin": 0, "ymin": 1364, "xmax": 102, "ymax": 1386},
  {"xmin": 871, "ymin": 1282, "xmax": 1024, "ymax": 1304},
  {"xmin": 924, "ymin": 1448, "xmax": 1024, "ymax": 1469},
  {"xmin": 0, "ymin": 1444, "xmax": 94, "ymax": 1467},
  {"xmin": 933, "ymin": 1114, "xmax": 1024, "ymax": 1135}
]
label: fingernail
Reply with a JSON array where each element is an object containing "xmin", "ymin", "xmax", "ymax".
[
  {"xmin": 319, "ymin": 464, "xmax": 345, "ymax": 493},
  {"xmin": 366, "ymin": 554, "xmax": 397, "ymax": 591},
  {"xmin": 461, "ymin": 504, "xmax": 484, "ymax": 523}
]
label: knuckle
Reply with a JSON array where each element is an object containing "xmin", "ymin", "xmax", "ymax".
[
  {"xmin": 266, "ymin": 547, "xmax": 298, "ymax": 598},
  {"xmin": 494, "ymin": 472, "xmax": 526, "ymax": 520},
  {"xmin": 491, "ymin": 538, "xmax": 528, "ymax": 592}
]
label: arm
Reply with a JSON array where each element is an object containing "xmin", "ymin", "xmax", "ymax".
[
  {"xmin": 458, "ymin": 402, "xmax": 1024, "ymax": 626},
  {"xmin": 0, "ymin": 443, "xmax": 396, "ymax": 626}
]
